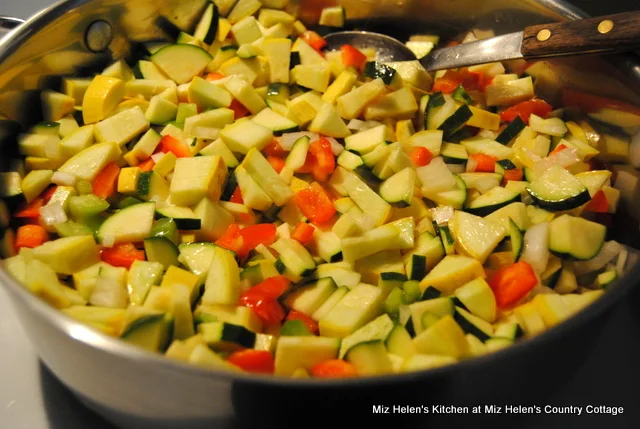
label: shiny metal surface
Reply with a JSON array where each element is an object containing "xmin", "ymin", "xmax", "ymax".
[
  {"xmin": 324, "ymin": 31, "xmax": 417, "ymax": 62},
  {"xmin": 423, "ymin": 31, "xmax": 525, "ymax": 70},
  {"xmin": 0, "ymin": 1, "xmax": 640, "ymax": 428},
  {"xmin": 0, "ymin": 16, "xmax": 25, "ymax": 31}
]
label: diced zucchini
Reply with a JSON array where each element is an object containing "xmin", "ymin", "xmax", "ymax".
[{"xmin": 318, "ymin": 284, "xmax": 386, "ymax": 338}]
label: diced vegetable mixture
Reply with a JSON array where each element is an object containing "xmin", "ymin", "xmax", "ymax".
[{"xmin": 1, "ymin": 3, "xmax": 639, "ymax": 378}]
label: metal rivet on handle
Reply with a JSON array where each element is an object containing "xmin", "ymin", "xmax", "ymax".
[
  {"xmin": 85, "ymin": 20, "xmax": 113, "ymax": 52},
  {"xmin": 536, "ymin": 29, "xmax": 551, "ymax": 41},
  {"xmin": 598, "ymin": 20, "xmax": 614, "ymax": 34}
]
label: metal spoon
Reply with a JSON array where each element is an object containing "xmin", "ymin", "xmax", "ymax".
[{"xmin": 323, "ymin": 11, "xmax": 640, "ymax": 71}]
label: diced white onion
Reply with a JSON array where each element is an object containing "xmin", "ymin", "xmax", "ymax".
[
  {"xmin": 101, "ymin": 235, "xmax": 115, "ymax": 248},
  {"xmin": 475, "ymin": 176, "xmax": 499, "ymax": 193},
  {"xmin": 193, "ymin": 127, "xmax": 220, "ymax": 140},
  {"xmin": 39, "ymin": 202, "xmax": 67, "ymax": 227},
  {"xmin": 616, "ymin": 247, "xmax": 629, "ymax": 277},
  {"xmin": 465, "ymin": 157, "xmax": 477, "ymax": 172},
  {"xmin": 276, "ymin": 222, "xmax": 291, "ymax": 239},
  {"xmin": 521, "ymin": 222, "xmax": 549, "ymax": 275},
  {"xmin": 279, "ymin": 131, "xmax": 319, "ymax": 151},
  {"xmin": 417, "ymin": 157, "xmax": 456, "ymax": 196},
  {"xmin": 629, "ymin": 130, "xmax": 640, "ymax": 169},
  {"xmin": 347, "ymin": 119, "xmax": 366, "ymax": 130},
  {"xmin": 51, "ymin": 171, "xmax": 77, "ymax": 186},
  {"xmin": 571, "ymin": 240, "xmax": 622, "ymax": 276},
  {"xmin": 325, "ymin": 137, "xmax": 344, "ymax": 156},
  {"xmin": 446, "ymin": 163, "xmax": 465, "ymax": 174},
  {"xmin": 533, "ymin": 147, "xmax": 580, "ymax": 177},
  {"xmin": 529, "ymin": 114, "xmax": 568, "ymax": 136},
  {"xmin": 151, "ymin": 152, "xmax": 165, "ymax": 162},
  {"xmin": 431, "ymin": 206, "xmax": 454, "ymax": 226}
]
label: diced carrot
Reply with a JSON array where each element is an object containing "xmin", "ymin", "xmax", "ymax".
[
  {"xmin": 311, "ymin": 359, "xmax": 358, "ymax": 378},
  {"xmin": 267, "ymin": 155, "xmax": 286, "ymax": 173},
  {"xmin": 100, "ymin": 243, "xmax": 145, "ymax": 269},
  {"xmin": 584, "ymin": 190, "xmax": 608, "ymax": 213},
  {"xmin": 93, "ymin": 162, "xmax": 120, "ymax": 199},
  {"xmin": 294, "ymin": 182, "xmax": 336, "ymax": 225},
  {"xmin": 411, "ymin": 146, "xmax": 433, "ymax": 167},
  {"xmin": 229, "ymin": 99, "xmax": 250, "ymax": 120},
  {"xmin": 286, "ymin": 310, "xmax": 319, "ymax": 335},
  {"xmin": 502, "ymin": 168, "xmax": 523, "ymax": 185},
  {"xmin": 230, "ymin": 186, "xmax": 244, "ymax": 204},
  {"xmin": 341, "ymin": 44, "xmax": 367, "ymax": 70},
  {"xmin": 15, "ymin": 224, "xmax": 49, "ymax": 250},
  {"xmin": 291, "ymin": 222, "xmax": 315, "ymax": 244},
  {"xmin": 488, "ymin": 261, "xmax": 538, "ymax": 309},
  {"xmin": 138, "ymin": 157, "xmax": 155, "ymax": 172},
  {"xmin": 227, "ymin": 349, "xmax": 274, "ymax": 374},
  {"xmin": 159, "ymin": 135, "xmax": 191, "ymax": 158},
  {"xmin": 15, "ymin": 198, "xmax": 44, "ymax": 218},
  {"xmin": 469, "ymin": 153, "xmax": 497, "ymax": 172}
]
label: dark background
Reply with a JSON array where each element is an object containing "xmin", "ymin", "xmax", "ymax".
[{"xmin": 13, "ymin": 0, "xmax": 640, "ymax": 428}]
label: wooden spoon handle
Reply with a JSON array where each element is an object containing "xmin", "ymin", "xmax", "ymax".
[{"xmin": 521, "ymin": 11, "xmax": 640, "ymax": 59}]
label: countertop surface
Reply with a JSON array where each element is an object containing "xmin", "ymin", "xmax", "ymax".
[{"xmin": 1, "ymin": 1, "xmax": 640, "ymax": 428}]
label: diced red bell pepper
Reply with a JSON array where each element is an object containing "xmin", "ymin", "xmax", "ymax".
[
  {"xmin": 488, "ymin": 261, "xmax": 538, "ymax": 309},
  {"xmin": 100, "ymin": 243, "xmax": 145, "ymax": 269},
  {"xmin": 309, "ymin": 137, "xmax": 335, "ymax": 182},
  {"xmin": 215, "ymin": 224, "xmax": 244, "ymax": 255},
  {"xmin": 93, "ymin": 161, "xmax": 120, "ymax": 199},
  {"xmin": 301, "ymin": 31, "xmax": 327, "ymax": 51},
  {"xmin": 263, "ymin": 139, "xmax": 287, "ymax": 157},
  {"xmin": 340, "ymin": 44, "xmax": 367, "ymax": 70},
  {"xmin": 469, "ymin": 153, "xmax": 497, "ymax": 173},
  {"xmin": 584, "ymin": 190, "xmax": 608, "ymax": 213},
  {"xmin": 15, "ymin": 198, "xmax": 44, "ymax": 218},
  {"xmin": 230, "ymin": 186, "xmax": 244, "ymax": 204},
  {"xmin": 205, "ymin": 72, "xmax": 225, "ymax": 82},
  {"xmin": 297, "ymin": 152, "xmax": 317, "ymax": 174},
  {"xmin": 311, "ymin": 359, "xmax": 358, "ymax": 378},
  {"xmin": 432, "ymin": 68, "xmax": 483, "ymax": 93},
  {"xmin": 138, "ymin": 157, "xmax": 155, "ymax": 172},
  {"xmin": 561, "ymin": 87, "xmax": 640, "ymax": 116},
  {"xmin": 159, "ymin": 135, "xmax": 191, "ymax": 158},
  {"xmin": 295, "ymin": 182, "xmax": 337, "ymax": 225},
  {"xmin": 238, "ymin": 223, "xmax": 277, "ymax": 255},
  {"xmin": 267, "ymin": 156, "xmax": 286, "ymax": 173},
  {"xmin": 499, "ymin": 99, "xmax": 553, "ymax": 124},
  {"xmin": 227, "ymin": 349, "xmax": 275, "ymax": 374},
  {"xmin": 42, "ymin": 185, "xmax": 58, "ymax": 204},
  {"xmin": 286, "ymin": 310, "xmax": 319, "ymax": 335},
  {"xmin": 291, "ymin": 222, "xmax": 315, "ymax": 244},
  {"xmin": 502, "ymin": 168, "xmax": 523, "ymax": 185},
  {"xmin": 229, "ymin": 99, "xmax": 250, "ymax": 120},
  {"xmin": 239, "ymin": 276, "xmax": 291, "ymax": 326},
  {"xmin": 411, "ymin": 146, "xmax": 433, "ymax": 167},
  {"xmin": 549, "ymin": 143, "xmax": 568, "ymax": 156}
]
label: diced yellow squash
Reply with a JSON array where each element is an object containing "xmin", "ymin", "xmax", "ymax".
[
  {"xmin": 337, "ymin": 78, "xmax": 387, "ymax": 119},
  {"xmin": 169, "ymin": 155, "xmax": 228, "ymax": 206},
  {"xmin": 419, "ymin": 255, "xmax": 486, "ymax": 294},
  {"xmin": 82, "ymin": 75, "xmax": 125, "ymax": 124}
]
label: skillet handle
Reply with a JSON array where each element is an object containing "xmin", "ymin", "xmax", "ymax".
[
  {"xmin": 0, "ymin": 16, "xmax": 24, "ymax": 34},
  {"xmin": 521, "ymin": 11, "xmax": 640, "ymax": 59}
]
